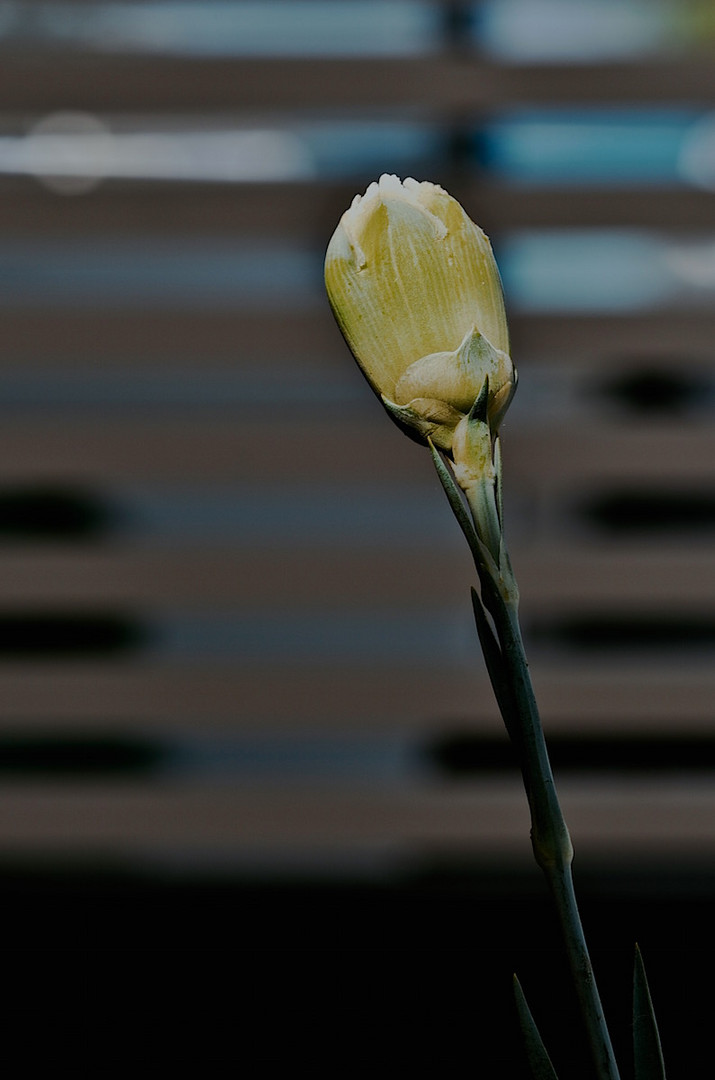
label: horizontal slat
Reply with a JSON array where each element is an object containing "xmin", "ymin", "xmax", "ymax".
[
  {"xmin": 0, "ymin": 776, "xmax": 713, "ymax": 859},
  {"xmin": 474, "ymin": 184, "xmax": 715, "ymax": 230},
  {"xmin": 510, "ymin": 313, "xmax": 715, "ymax": 363},
  {"xmin": 1, "ymin": 180, "xmax": 714, "ymax": 237},
  {"xmin": 0, "ymin": 663, "xmax": 712, "ymax": 734},
  {"xmin": 0, "ymin": 417, "xmax": 711, "ymax": 483},
  {"xmin": 0, "ymin": 180, "xmax": 362, "ymax": 242},
  {"xmin": 0, "ymin": 180, "xmax": 344, "ymax": 240},
  {"xmin": 0, "ymin": 310, "xmax": 342, "ymax": 364},
  {"xmin": 1, "ymin": 309, "xmax": 715, "ymax": 366},
  {"xmin": 3, "ymin": 56, "xmax": 715, "ymax": 111},
  {"xmin": 0, "ymin": 548, "xmax": 712, "ymax": 610}
]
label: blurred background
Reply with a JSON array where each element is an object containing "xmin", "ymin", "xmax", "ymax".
[{"xmin": 1, "ymin": 0, "xmax": 715, "ymax": 1070}]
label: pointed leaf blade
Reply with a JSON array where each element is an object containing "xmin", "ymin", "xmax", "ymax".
[
  {"xmin": 634, "ymin": 944, "xmax": 666, "ymax": 1080},
  {"xmin": 471, "ymin": 587, "xmax": 519, "ymax": 744},
  {"xmin": 428, "ymin": 438, "xmax": 479, "ymax": 551},
  {"xmin": 513, "ymin": 976, "xmax": 560, "ymax": 1080},
  {"xmin": 428, "ymin": 436, "xmax": 499, "ymax": 581}
]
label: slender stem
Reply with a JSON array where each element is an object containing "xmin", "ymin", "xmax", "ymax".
[
  {"xmin": 489, "ymin": 596, "xmax": 621, "ymax": 1080},
  {"xmin": 549, "ymin": 863, "xmax": 620, "ymax": 1080},
  {"xmin": 483, "ymin": 594, "xmax": 571, "ymax": 866},
  {"xmin": 431, "ymin": 436, "xmax": 621, "ymax": 1078}
]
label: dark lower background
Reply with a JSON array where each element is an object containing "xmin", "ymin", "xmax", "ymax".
[{"xmin": 3, "ymin": 854, "xmax": 709, "ymax": 1079}]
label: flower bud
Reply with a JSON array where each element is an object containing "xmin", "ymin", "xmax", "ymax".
[{"xmin": 324, "ymin": 174, "xmax": 515, "ymax": 449}]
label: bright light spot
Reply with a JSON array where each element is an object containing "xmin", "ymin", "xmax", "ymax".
[
  {"xmin": 22, "ymin": 112, "xmax": 113, "ymax": 194},
  {"xmin": 679, "ymin": 113, "xmax": 715, "ymax": 190},
  {"xmin": 664, "ymin": 241, "xmax": 715, "ymax": 289},
  {"xmin": 0, "ymin": 113, "xmax": 317, "ymax": 193},
  {"xmin": 478, "ymin": 0, "xmax": 669, "ymax": 62}
]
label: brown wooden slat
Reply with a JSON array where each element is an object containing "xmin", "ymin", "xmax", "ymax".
[
  {"xmin": 0, "ymin": 777, "xmax": 713, "ymax": 858},
  {"xmin": 3, "ymin": 55, "xmax": 715, "ymax": 112},
  {"xmin": 0, "ymin": 180, "xmax": 714, "ymax": 238},
  {"xmin": 0, "ymin": 779, "xmax": 531, "ymax": 854},
  {"xmin": 0, "ymin": 416, "xmax": 710, "ymax": 483},
  {"xmin": 0, "ymin": 663, "xmax": 496, "ymax": 731},
  {"xmin": 0, "ymin": 549, "xmax": 477, "ymax": 607},
  {"xmin": 0, "ymin": 663, "xmax": 712, "ymax": 734},
  {"xmin": 0, "ymin": 311, "xmax": 343, "ymax": 365},
  {"xmin": 0, "ymin": 548, "xmax": 712, "ymax": 610},
  {"xmin": 509, "ymin": 312, "xmax": 715, "ymax": 362},
  {"xmin": 470, "ymin": 184, "xmax": 715, "ymax": 231},
  {"xmin": 0, "ymin": 179, "xmax": 354, "ymax": 241},
  {"xmin": 1, "ymin": 310, "xmax": 715, "ymax": 367}
]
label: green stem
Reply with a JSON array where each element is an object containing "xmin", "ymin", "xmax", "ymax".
[
  {"xmin": 488, "ymin": 595, "xmax": 621, "ymax": 1080},
  {"xmin": 430, "ymin": 437, "xmax": 620, "ymax": 1078}
]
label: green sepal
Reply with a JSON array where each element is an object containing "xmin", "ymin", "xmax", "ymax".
[
  {"xmin": 470, "ymin": 471, "xmax": 503, "ymax": 569},
  {"xmin": 380, "ymin": 395, "xmax": 438, "ymax": 441},
  {"xmin": 469, "ymin": 374, "xmax": 490, "ymax": 425},
  {"xmin": 381, "ymin": 393, "xmax": 461, "ymax": 450},
  {"xmin": 633, "ymin": 944, "xmax": 666, "ymax": 1080},
  {"xmin": 429, "ymin": 438, "xmax": 504, "ymax": 601},
  {"xmin": 513, "ymin": 976, "xmax": 560, "ymax": 1080},
  {"xmin": 494, "ymin": 435, "xmax": 504, "ymax": 527},
  {"xmin": 428, "ymin": 438, "xmax": 481, "ymax": 558}
]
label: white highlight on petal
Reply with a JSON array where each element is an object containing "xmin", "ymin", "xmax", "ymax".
[{"xmin": 340, "ymin": 172, "xmax": 448, "ymax": 242}]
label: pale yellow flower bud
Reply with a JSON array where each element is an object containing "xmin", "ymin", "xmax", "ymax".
[{"xmin": 324, "ymin": 174, "xmax": 515, "ymax": 448}]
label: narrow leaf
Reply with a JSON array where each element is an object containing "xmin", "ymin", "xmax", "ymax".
[
  {"xmin": 513, "ymin": 976, "xmax": 560, "ymax": 1080},
  {"xmin": 471, "ymin": 472, "xmax": 502, "ymax": 567},
  {"xmin": 634, "ymin": 944, "xmax": 666, "ymax": 1080},
  {"xmin": 470, "ymin": 587, "xmax": 502, "ymax": 676},
  {"xmin": 471, "ymin": 587, "xmax": 519, "ymax": 744}
]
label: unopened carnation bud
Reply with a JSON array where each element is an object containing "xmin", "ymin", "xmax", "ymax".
[{"xmin": 324, "ymin": 174, "xmax": 515, "ymax": 449}]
